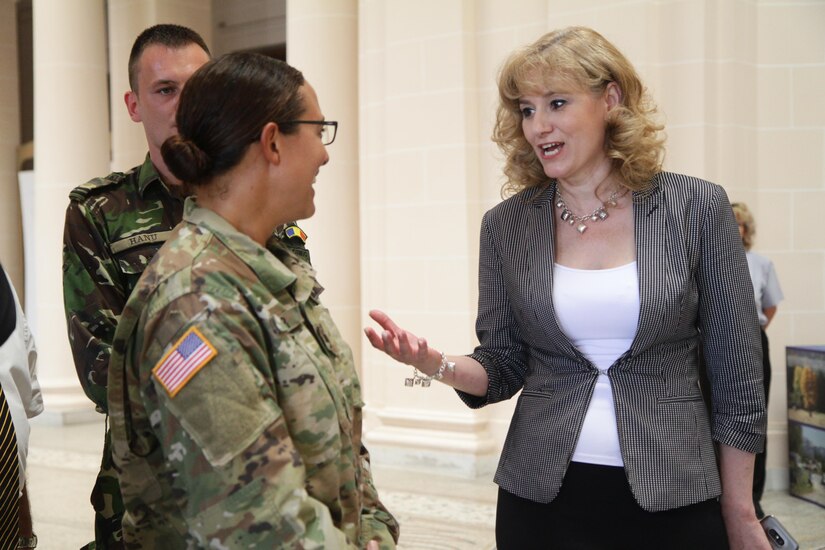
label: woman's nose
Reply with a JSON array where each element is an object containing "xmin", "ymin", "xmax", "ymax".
[{"xmin": 531, "ymin": 111, "xmax": 553, "ymax": 136}]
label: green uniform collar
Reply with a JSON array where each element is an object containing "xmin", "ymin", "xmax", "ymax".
[
  {"xmin": 182, "ymin": 197, "xmax": 313, "ymax": 298},
  {"xmin": 137, "ymin": 154, "xmax": 188, "ymax": 202},
  {"xmin": 136, "ymin": 154, "xmax": 163, "ymax": 197}
]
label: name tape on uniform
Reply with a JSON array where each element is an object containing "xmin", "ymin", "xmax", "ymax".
[{"xmin": 110, "ymin": 231, "xmax": 173, "ymax": 254}]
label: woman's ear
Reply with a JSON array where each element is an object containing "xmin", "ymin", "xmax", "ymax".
[
  {"xmin": 605, "ymin": 81, "xmax": 622, "ymax": 111},
  {"xmin": 260, "ymin": 122, "xmax": 281, "ymax": 165}
]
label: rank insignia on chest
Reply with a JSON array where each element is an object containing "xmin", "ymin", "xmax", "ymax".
[{"xmin": 152, "ymin": 326, "xmax": 217, "ymax": 397}]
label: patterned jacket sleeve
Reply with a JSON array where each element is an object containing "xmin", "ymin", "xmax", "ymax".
[
  {"xmin": 697, "ymin": 185, "xmax": 766, "ymax": 453},
  {"xmin": 458, "ymin": 210, "xmax": 530, "ymax": 408},
  {"xmin": 62, "ymin": 200, "xmax": 126, "ymax": 412}
]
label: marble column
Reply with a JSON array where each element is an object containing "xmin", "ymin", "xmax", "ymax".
[
  {"xmin": 355, "ymin": 0, "xmax": 499, "ymax": 477},
  {"xmin": 285, "ymin": 1, "xmax": 365, "ymax": 376},
  {"xmin": 0, "ymin": 0, "xmax": 24, "ymax": 293},
  {"xmin": 31, "ymin": 0, "xmax": 110, "ymax": 423}
]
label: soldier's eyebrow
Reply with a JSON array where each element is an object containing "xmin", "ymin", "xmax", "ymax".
[{"xmin": 150, "ymin": 79, "xmax": 178, "ymax": 89}]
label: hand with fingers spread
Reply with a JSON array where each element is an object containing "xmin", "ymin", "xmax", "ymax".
[
  {"xmin": 364, "ymin": 310, "xmax": 489, "ymax": 396},
  {"xmin": 364, "ymin": 310, "xmax": 440, "ymax": 375}
]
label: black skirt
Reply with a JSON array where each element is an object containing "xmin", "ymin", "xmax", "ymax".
[{"xmin": 495, "ymin": 461, "xmax": 729, "ymax": 550}]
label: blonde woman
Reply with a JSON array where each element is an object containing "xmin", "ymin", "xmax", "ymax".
[{"xmin": 367, "ymin": 27, "xmax": 767, "ymax": 549}]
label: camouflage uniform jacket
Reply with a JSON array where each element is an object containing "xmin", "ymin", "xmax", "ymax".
[
  {"xmin": 63, "ymin": 155, "xmax": 184, "ymax": 411},
  {"xmin": 63, "ymin": 155, "xmax": 312, "ymax": 549},
  {"xmin": 64, "ymin": 155, "xmax": 311, "ymax": 410},
  {"xmin": 107, "ymin": 198, "xmax": 399, "ymax": 549}
]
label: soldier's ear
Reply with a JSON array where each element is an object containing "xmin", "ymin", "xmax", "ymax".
[
  {"xmin": 260, "ymin": 122, "xmax": 281, "ymax": 165},
  {"xmin": 125, "ymin": 90, "xmax": 141, "ymax": 123}
]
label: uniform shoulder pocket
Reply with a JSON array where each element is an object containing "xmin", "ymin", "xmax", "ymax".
[{"xmin": 147, "ymin": 313, "xmax": 280, "ymax": 468}]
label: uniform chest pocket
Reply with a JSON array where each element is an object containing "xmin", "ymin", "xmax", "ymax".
[
  {"xmin": 300, "ymin": 299, "xmax": 344, "ymax": 359},
  {"xmin": 265, "ymin": 303, "xmax": 343, "ymax": 466},
  {"xmin": 114, "ymin": 244, "xmax": 161, "ymax": 274},
  {"xmin": 114, "ymin": 244, "xmax": 163, "ymax": 291}
]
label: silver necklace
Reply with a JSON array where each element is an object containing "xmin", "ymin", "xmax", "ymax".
[{"xmin": 555, "ymin": 187, "xmax": 623, "ymax": 234}]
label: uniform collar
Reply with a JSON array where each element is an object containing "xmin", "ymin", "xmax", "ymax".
[
  {"xmin": 137, "ymin": 154, "xmax": 188, "ymax": 202},
  {"xmin": 136, "ymin": 154, "xmax": 163, "ymax": 197},
  {"xmin": 182, "ymin": 197, "xmax": 313, "ymax": 299}
]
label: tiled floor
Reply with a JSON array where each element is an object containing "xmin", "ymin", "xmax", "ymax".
[{"xmin": 26, "ymin": 416, "xmax": 824, "ymax": 549}]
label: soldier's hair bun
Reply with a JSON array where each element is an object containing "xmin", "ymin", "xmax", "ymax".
[
  {"xmin": 160, "ymin": 53, "xmax": 305, "ymax": 186},
  {"xmin": 162, "ymin": 135, "xmax": 213, "ymax": 183}
]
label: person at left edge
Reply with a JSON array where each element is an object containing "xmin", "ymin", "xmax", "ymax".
[
  {"xmin": 107, "ymin": 53, "xmax": 399, "ymax": 548},
  {"xmin": 61, "ymin": 24, "xmax": 310, "ymax": 549},
  {"xmin": 0, "ymin": 265, "xmax": 43, "ymax": 549}
]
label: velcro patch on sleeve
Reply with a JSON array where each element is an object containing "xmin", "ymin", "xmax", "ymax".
[{"xmin": 152, "ymin": 327, "xmax": 217, "ymax": 397}]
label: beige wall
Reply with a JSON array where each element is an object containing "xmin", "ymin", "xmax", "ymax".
[
  {"xmin": 359, "ymin": 0, "xmax": 500, "ymax": 476},
  {"xmin": 286, "ymin": 0, "xmax": 364, "ymax": 381},
  {"xmin": 30, "ymin": 0, "xmax": 111, "ymax": 421},
  {"xmin": 749, "ymin": 0, "xmax": 825, "ymax": 488}
]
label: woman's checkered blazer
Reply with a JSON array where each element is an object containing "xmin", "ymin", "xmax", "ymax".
[{"xmin": 458, "ymin": 172, "xmax": 766, "ymax": 513}]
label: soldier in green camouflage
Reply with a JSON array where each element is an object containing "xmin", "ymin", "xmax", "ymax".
[
  {"xmin": 107, "ymin": 53, "xmax": 399, "ymax": 547},
  {"xmin": 62, "ymin": 25, "xmax": 311, "ymax": 549}
]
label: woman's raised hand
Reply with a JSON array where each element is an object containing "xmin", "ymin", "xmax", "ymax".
[{"xmin": 364, "ymin": 309, "xmax": 438, "ymax": 374}]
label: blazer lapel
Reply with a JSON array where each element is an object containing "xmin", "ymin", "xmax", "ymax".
[
  {"xmin": 630, "ymin": 184, "xmax": 668, "ymax": 355},
  {"xmin": 526, "ymin": 182, "xmax": 582, "ymax": 358}
]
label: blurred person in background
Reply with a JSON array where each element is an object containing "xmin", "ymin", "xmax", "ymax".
[
  {"xmin": 0, "ymin": 263, "xmax": 43, "ymax": 549},
  {"xmin": 732, "ymin": 201, "xmax": 783, "ymax": 519}
]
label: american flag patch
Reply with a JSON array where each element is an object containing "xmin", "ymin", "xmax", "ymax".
[{"xmin": 152, "ymin": 327, "xmax": 217, "ymax": 397}]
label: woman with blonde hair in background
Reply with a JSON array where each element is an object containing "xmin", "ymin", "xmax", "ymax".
[{"xmin": 732, "ymin": 201, "xmax": 783, "ymax": 520}]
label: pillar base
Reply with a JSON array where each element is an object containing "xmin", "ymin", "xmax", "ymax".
[
  {"xmin": 33, "ymin": 386, "xmax": 100, "ymax": 426},
  {"xmin": 32, "ymin": 407, "xmax": 100, "ymax": 426},
  {"xmin": 364, "ymin": 407, "xmax": 499, "ymax": 478},
  {"xmin": 766, "ymin": 466, "xmax": 789, "ymax": 491}
]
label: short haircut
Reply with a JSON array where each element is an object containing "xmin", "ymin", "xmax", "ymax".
[{"xmin": 128, "ymin": 24, "xmax": 211, "ymax": 92}]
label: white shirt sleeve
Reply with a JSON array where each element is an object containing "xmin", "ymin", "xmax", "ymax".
[{"xmin": 760, "ymin": 260, "xmax": 784, "ymax": 310}]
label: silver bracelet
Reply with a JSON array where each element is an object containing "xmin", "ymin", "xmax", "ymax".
[
  {"xmin": 405, "ymin": 367, "xmax": 432, "ymax": 387},
  {"xmin": 404, "ymin": 352, "xmax": 455, "ymax": 387},
  {"xmin": 434, "ymin": 352, "xmax": 455, "ymax": 380}
]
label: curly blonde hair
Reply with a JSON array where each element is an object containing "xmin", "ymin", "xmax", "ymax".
[
  {"xmin": 731, "ymin": 202, "xmax": 755, "ymax": 250},
  {"xmin": 492, "ymin": 27, "xmax": 665, "ymax": 195}
]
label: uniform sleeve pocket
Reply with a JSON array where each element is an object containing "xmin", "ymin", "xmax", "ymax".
[{"xmin": 155, "ymin": 322, "xmax": 280, "ymax": 468}]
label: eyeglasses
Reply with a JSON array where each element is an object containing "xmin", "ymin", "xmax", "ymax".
[{"xmin": 277, "ymin": 120, "xmax": 338, "ymax": 145}]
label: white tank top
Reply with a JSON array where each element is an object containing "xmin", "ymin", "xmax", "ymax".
[{"xmin": 552, "ymin": 262, "xmax": 639, "ymax": 467}]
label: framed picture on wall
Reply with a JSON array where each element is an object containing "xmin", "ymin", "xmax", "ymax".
[
  {"xmin": 787, "ymin": 346, "xmax": 825, "ymax": 429},
  {"xmin": 787, "ymin": 346, "xmax": 825, "ymax": 509}
]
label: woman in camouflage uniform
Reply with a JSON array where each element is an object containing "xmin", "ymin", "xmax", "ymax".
[{"xmin": 107, "ymin": 53, "xmax": 398, "ymax": 549}]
